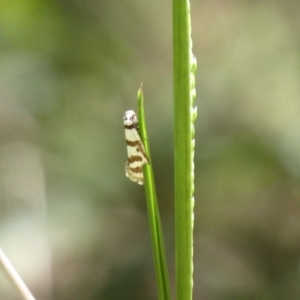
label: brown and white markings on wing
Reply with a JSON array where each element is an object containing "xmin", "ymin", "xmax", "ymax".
[{"xmin": 124, "ymin": 110, "xmax": 148, "ymax": 185}]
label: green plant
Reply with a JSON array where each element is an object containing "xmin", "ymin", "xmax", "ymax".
[
  {"xmin": 173, "ymin": 0, "xmax": 197, "ymax": 299},
  {"xmin": 138, "ymin": 0, "xmax": 196, "ymax": 299}
]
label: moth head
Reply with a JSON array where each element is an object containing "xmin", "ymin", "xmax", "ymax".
[{"xmin": 124, "ymin": 110, "xmax": 138, "ymax": 126}]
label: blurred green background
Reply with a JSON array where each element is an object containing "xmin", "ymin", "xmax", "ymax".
[{"xmin": 0, "ymin": 0, "xmax": 300, "ymax": 299}]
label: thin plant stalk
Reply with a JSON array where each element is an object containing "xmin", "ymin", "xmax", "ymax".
[
  {"xmin": 173, "ymin": 0, "xmax": 197, "ymax": 299},
  {"xmin": 138, "ymin": 86, "xmax": 171, "ymax": 300},
  {"xmin": 0, "ymin": 247, "xmax": 36, "ymax": 300}
]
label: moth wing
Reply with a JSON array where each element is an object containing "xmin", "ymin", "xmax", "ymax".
[{"xmin": 125, "ymin": 127, "xmax": 148, "ymax": 185}]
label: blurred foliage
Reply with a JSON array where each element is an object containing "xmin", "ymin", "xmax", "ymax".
[{"xmin": 0, "ymin": 0, "xmax": 299, "ymax": 299}]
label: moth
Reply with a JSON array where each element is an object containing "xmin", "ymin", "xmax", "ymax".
[{"xmin": 124, "ymin": 110, "xmax": 148, "ymax": 184}]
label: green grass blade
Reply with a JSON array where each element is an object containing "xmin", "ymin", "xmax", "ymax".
[
  {"xmin": 173, "ymin": 0, "xmax": 197, "ymax": 299},
  {"xmin": 137, "ymin": 86, "xmax": 171, "ymax": 300}
]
